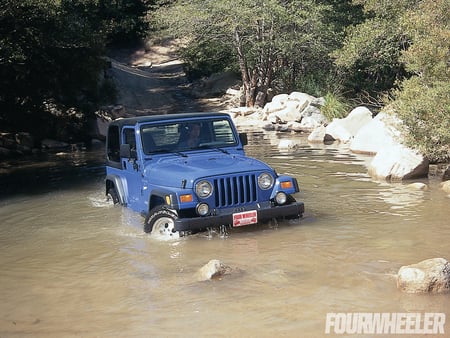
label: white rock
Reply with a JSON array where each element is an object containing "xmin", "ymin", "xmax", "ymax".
[
  {"xmin": 326, "ymin": 122, "xmax": 353, "ymax": 142},
  {"xmin": 368, "ymin": 143, "xmax": 429, "ymax": 181},
  {"xmin": 268, "ymin": 101, "xmax": 301, "ymax": 123},
  {"xmin": 195, "ymin": 259, "xmax": 228, "ymax": 281},
  {"xmin": 407, "ymin": 182, "xmax": 428, "ymax": 191},
  {"xmin": 288, "ymin": 92, "xmax": 315, "ymax": 103},
  {"xmin": 307, "ymin": 125, "xmax": 327, "ymax": 143},
  {"xmin": 271, "ymin": 93, "xmax": 289, "ymax": 106},
  {"xmin": 397, "ymin": 258, "xmax": 450, "ymax": 293},
  {"xmin": 278, "ymin": 139, "xmax": 298, "ymax": 149},
  {"xmin": 440, "ymin": 180, "xmax": 450, "ymax": 193},
  {"xmin": 263, "ymin": 100, "xmax": 285, "ymax": 115},
  {"xmin": 300, "ymin": 116, "xmax": 324, "ymax": 131},
  {"xmin": 325, "ymin": 106, "xmax": 373, "ymax": 143},
  {"xmin": 350, "ymin": 112, "xmax": 398, "ymax": 154}
]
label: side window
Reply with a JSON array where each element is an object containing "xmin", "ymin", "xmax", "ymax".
[
  {"xmin": 212, "ymin": 120, "xmax": 236, "ymax": 144},
  {"xmin": 123, "ymin": 128, "xmax": 137, "ymax": 159},
  {"xmin": 107, "ymin": 125, "xmax": 120, "ymax": 163}
]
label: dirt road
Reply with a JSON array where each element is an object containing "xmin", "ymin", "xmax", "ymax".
[{"xmin": 107, "ymin": 41, "xmax": 221, "ymax": 116}]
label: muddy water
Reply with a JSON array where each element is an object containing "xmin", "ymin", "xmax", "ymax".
[{"xmin": 1, "ymin": 131, "xmax": 449, "ymax": 337}]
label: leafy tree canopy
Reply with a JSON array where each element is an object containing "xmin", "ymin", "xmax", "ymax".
[
  {"xmin": 153, "ymin": 0, "xmax": 358, "ymax": 106},
  {"xmin": 334, "ymin": 0, "xmax": 449, "ymax": 161},
  {"xmin": 0, "ymin": 0, "xmax": 150, "ymax": 141},
  {"xmin": 389, "ymin": 0, "xmax": 450, "ymax": 161}
]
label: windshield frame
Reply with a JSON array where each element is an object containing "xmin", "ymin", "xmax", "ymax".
[{"xmin": 139, "ymin": 117, "xmax": 239, "ymax": 155}]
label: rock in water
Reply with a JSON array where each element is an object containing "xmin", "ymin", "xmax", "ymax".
[
  {"xmin": 397, "ymin": 258, "xmax": 450, "ymax": 293},
  {"xmin": 196, "ymin": 259, "xmax": 230, "ymax": 281}
]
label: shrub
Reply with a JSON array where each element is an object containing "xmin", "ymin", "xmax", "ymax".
[
  {"xmin": 391, "ymin": 78, "xmax": 450, "ymax": 162},
  {"xmin": 321, "ymin": 92, "xmax": 351, "ymax": 121}
]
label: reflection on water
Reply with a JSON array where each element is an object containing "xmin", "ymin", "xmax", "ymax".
[{"xmin": 0, "ymin": 131, "xmax": 449, "ymax": 337}]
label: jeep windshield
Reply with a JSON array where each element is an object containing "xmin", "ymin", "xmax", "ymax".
[{"xmin": 140, "ymin": 118, "xmax": 238, "ymax": 155}]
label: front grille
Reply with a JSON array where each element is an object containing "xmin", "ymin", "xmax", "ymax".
[{"xmin": 213, "ymin": 174, "xmax": 257, "ymax": 207}]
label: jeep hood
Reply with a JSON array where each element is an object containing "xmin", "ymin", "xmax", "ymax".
[{"xmin": 143, "ymin": 152, "xmax": 272, "ymax": 188}]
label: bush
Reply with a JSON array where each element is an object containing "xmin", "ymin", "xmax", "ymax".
[
  {"xmin": 181, "ymin": 40, "xmax": 237, "ymax": 80},
  {"xmin": 391, "ymin": 78, "xmax": 450, "ymax": 162},
  {"xmin": 321, "ymin": 92, "xmax": 351, "ymax": 121}
]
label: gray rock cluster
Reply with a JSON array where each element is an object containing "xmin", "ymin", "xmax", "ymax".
[{"xmin": 231, "ymin": 92, "xmax": 445, "ymax": 182}]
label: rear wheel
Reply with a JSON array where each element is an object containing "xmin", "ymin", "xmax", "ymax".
[
  {"xmin": 144, "ymin": 206, "xmax": 180, "ymax": 239},
  {"xmin": 106, "ymin": 186, "xmax": 119, "ymax": 204}
]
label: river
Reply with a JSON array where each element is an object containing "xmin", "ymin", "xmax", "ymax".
[{"xmin": 0, "ymin": 130, "xmax": 449, "ymax": 337}]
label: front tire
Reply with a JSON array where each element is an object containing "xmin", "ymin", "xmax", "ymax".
[
  {"xmin": 106, "ymin": 186, "xmax": 119, "ymax": 204},
  {"xmin": 144, "ymin": 206, "xmax": 180, "ymax": 238}
]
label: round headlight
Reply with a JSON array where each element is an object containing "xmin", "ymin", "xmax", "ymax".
[
  {"xmin": 275, "ymin": 192, "xmax": 287, "ymax": 205},
  {"xmin": 196, "ymin": 203, "xmax": 210, "ymax": 216},
  {"xmin": 195, "ymin": 180, "xmax": 213, "ymax": 198},
  {"xmin": 258, "ymin": 172, "xmax": 274, "ymax": 190}
]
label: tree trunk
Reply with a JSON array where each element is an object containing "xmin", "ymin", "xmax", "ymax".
[
  {"xmin": 234, "ymin": 28, "xmax": 276, "ymax": 107},
  {"xmin": 235, "ymin": 29, "xmax": 256, "ymax": 107}
]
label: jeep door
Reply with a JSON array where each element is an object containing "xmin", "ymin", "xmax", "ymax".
[{"xmin": 120, "ymin": 127, "xmax": 144, "ymax": 211}]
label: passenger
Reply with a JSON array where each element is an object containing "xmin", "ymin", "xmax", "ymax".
[{"xmin": 179, "ymin": 123, "xmax": 201, "ymax": 148}]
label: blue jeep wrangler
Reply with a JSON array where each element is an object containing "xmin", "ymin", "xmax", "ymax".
[{"xmin": 105, "ymin": 112, "xmax": 304, "ymax": 237}]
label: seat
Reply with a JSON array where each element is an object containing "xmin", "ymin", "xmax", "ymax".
[{"xmin": 142, "ymin": 132, "xmax": 156, "ymax": 153}]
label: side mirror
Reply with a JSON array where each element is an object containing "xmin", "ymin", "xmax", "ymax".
[
  {"xmin": 120, "ymin": 144, "xmax": 136, "ymax": 159},
  {"xmin": 239, "ymin": 132, "xmax": 248, "ymax": 146}
]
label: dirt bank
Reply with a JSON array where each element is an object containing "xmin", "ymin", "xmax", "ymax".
[{"xmin": 106, "ymin": 40, "xmax": 231, "ymax": 116}]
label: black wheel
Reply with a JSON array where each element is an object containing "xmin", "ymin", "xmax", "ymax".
[
  {"xmin": 144, "ymin": 206, "xmax": 180, "ymax": 239},
  {"xmin": 106, "ymin": 186, "xmax": 119, "ymax": 204}
]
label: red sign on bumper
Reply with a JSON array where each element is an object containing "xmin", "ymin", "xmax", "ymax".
[{"xmin": 232, "ymin": 210, "xmax": 258, "ymax": 227}]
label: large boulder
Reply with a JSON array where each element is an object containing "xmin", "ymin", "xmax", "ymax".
[
  {"xmin": 350, "ymin": 112, "xmax": 400, "ymax": 155},
  {"xmin": 288, "ymin": 91, "xmax": 315, "ymax": 104},
  {"xmin": 367, "ymin": 143, "xmax": 429, "ymax": 181},
  {"xmin": 325, "ymin": 106, "xmax": 373, "ymax": 143},
  {"xmin": 307, "ymin": 125, "xmax": 327, "ymax": 143},
  {"xmin": 298, "ymin": 106, "xmax": 326, "ymax": 130},
  {"xmin": 267, "ymin": 100, "xmax": 302, "ymax": 123},
  {"xmin": 397, "ymin": 258, "xmax": 450, "ymax": 293}
]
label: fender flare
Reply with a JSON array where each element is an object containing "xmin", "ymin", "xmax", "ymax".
[
  {"xmin": 105, "ymin": 174, "xmax": 127, "ymax": 205},
  {"xmin": 148, "ymin": 189, "xmax": 179, "ymax": 212}
]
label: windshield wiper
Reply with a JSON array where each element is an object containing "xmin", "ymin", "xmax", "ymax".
[
  {"xmin": 149, "ymin": 149, "xmax": 188, "ymax": 157},
  {"xmin": 216, "ymin": 147, "xmax": 229, "ymax": 154},
  {"xmin": 197, "ymin": 144, "xmax": 230, "ymax": 154}
]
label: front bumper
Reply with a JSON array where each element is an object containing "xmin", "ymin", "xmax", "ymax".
[{"xmin": 174, "ymin": 201, "xmax": 304, "ymax": 232}]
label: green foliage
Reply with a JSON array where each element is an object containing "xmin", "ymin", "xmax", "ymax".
[
  {"xmin": 399, "ymin": 0, "xmax": 449, "ymax": 81},
  {"xmin": 332, "ymin": 17, "xmax": 409, "ymax": 95},
  {"xmin": 391, "ymin": 78, "xmax": 450, "ymax": 162},
  {"xmin": 0, "ymin": 0, "xmax": 105, "ymax": 137},
  {"xmin": 152, "ymin": 0, "xmax": 366, "ymax": 107},
  {"xmin": 389, "ymin": 0, "xmax": 450, "ymax": 161},
  {"xmin": 181, "ymin": 40, "xmax": 238, "ymax": 80},
  {"xmin": 98, "ymin": 0, "xmax": 150, "ymax": 45},
  {"xmin": 0, "ymin": 0, "xmax": 150, "ymax": 141},
  {"xmin": 321, "ymin": 92, "xmax": 351, "ymax": 121},
  {"xmin": 334, "ymin": 0, "xmax": 449, "ymax": 160},
  {"xmin": 153, "ymin": 0, "xmax": 358, "ymax": 106}
]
